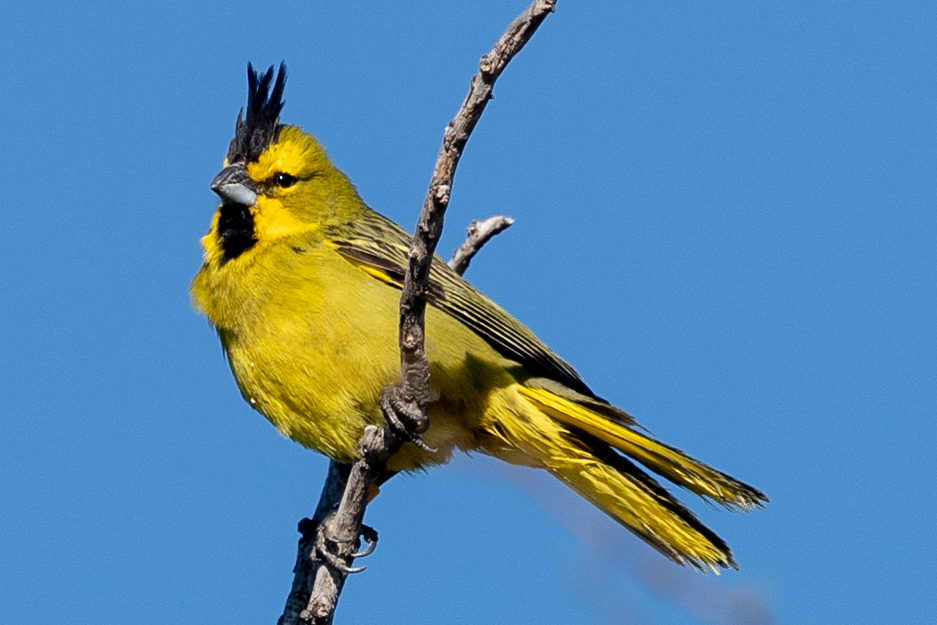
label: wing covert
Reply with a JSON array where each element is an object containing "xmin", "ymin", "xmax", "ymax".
[{"xmin": 325, "ymin": 210, "xmax": 597, "ymax": 399}]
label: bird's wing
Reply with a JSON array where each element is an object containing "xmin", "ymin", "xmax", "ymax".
[{"xmin": 324, "ymin": 210, "xmax": 598, "ymax": 399}]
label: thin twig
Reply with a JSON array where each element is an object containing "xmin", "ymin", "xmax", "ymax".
[
  {"xmin": 448, "ymin": 215, "xmax": 515, "ymax": 274},
  {"xmin": 398, "ymin": 0, "xmax": 557, "ymax": 410},
  {"xmin": 281, "ymin": 2, "xmax": 557, "ymax": 623}
]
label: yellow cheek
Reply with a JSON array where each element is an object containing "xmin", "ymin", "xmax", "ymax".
[{"xmin": 254, "ymin": 196, "xmax": 319, "ymax": 240}]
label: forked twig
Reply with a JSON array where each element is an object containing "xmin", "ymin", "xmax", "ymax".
[{"xmin": 278, "ymin": 2, "xmax": 556, "ymax": 623}]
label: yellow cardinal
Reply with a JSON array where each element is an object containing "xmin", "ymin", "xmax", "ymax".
[{"xmin": 191, "ymin": 64, "xmax": 766, "ymax": 572}]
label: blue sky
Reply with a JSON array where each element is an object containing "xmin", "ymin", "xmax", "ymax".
[{"xmin": 2, "ymin": 1, "xmax": 935, "ymax": 624}]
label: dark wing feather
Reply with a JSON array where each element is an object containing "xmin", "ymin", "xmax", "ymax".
[{"xmin": 324, "ymin": 210, "xmax": 598, "ymax": 399}]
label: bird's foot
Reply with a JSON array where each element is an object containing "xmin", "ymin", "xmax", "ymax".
[
  {"xmin": 380, "ymin": 385, "xmax": 435, "ymax": 452},
  {"xmin": 308, "ymin": 513, "xmax": 379, "ymax": 575}
]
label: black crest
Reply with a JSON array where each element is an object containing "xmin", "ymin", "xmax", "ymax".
[{"xmin": 226, "ymin": 63, "xmax": 288, "ymax": 164}]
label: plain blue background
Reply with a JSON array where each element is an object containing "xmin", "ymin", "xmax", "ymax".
[{"xmin": 2, "ymin": 2, "xmax": 934, "ymax": 624}]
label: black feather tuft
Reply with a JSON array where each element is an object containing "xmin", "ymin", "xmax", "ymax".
[{"xmin": 226, "ymin": 62, "xmax": 288, "ymax": 164}]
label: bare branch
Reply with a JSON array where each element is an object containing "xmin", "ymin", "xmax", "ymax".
[
  {"xmin": 281, "ymin": 2, "xmax": 558, "ymax": 623},
  {"xmin": 398, "ymin": 0, "xmax": 557, "ymax": 411},
  {"xmin": 278, "ymin": 461, "xmax": 349, "ymax": 625},
  {"xmin": 304, "ymin": 427, "xmax": 390, "ymax": 624},
  {"xmin": 448, "ymin": 215, "xmax": 515, "ymax": 274}
]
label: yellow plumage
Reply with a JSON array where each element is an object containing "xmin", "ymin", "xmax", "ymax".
[{"xmin": 192, "ymin": 64, "xmax": 766, "ymax": 572}]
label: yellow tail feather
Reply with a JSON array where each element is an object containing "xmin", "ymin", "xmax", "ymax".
[
  {"xmin": 480, "ymin": 385, "xmax": 758, "ymax": 571},
  {"xmin": 547, "ymin": 443, "xmax": 735, "ymax": 571},
  {"xmin": 518, "ymin": 387, "xmax": 767, "ymax": 511}
]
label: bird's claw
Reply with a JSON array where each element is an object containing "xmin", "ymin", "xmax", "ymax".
[
  {"xmin": 380, "ymin": 385, "xmax": 436, "ymax": 452},
  {"xmin": 316, "ymin": 539, "xmax": 365, "ymax": 574},
  {"xmin": 312, "ymin": 514, "xmax": 379, "ymax": 575},
  {"xmin": 351, "ymin": 524, "xmax": 379, "ymax": 558}
]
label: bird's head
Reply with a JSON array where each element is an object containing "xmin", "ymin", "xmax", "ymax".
[{"xmin": 203, "ymin": 63, "xmax": 363, "ymax": 265}]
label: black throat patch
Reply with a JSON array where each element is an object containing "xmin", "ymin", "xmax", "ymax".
[{"xmin": 217, "ymin": 203, "xmax": 257, "ymax": 262}]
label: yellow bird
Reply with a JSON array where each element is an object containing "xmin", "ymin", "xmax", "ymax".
[{"xmin": 192, "ymin": 64, "xmax": 766, "ymax": 572}]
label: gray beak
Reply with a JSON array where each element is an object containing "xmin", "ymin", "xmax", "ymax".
[{"xmin": 210, "ymin": 164, "xmax": 258, "ymax": 206}]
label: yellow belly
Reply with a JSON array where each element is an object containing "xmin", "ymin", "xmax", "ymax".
[{"xmin": 193, "ymin": 235, "xmax": 512, "ymax": 468}]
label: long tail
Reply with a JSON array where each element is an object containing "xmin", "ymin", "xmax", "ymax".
[
  {"xmin": 482, "ymin": 384, "xmax": 768, "ymax": 571},
  {"xmin": 519, "ymin": 387, "xmax": 768, "ymax": 512}
]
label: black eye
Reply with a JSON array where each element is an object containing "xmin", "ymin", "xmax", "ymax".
[{"xmin": 276, "ymin": 173, "xmax": 297, "ymax": 188}]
